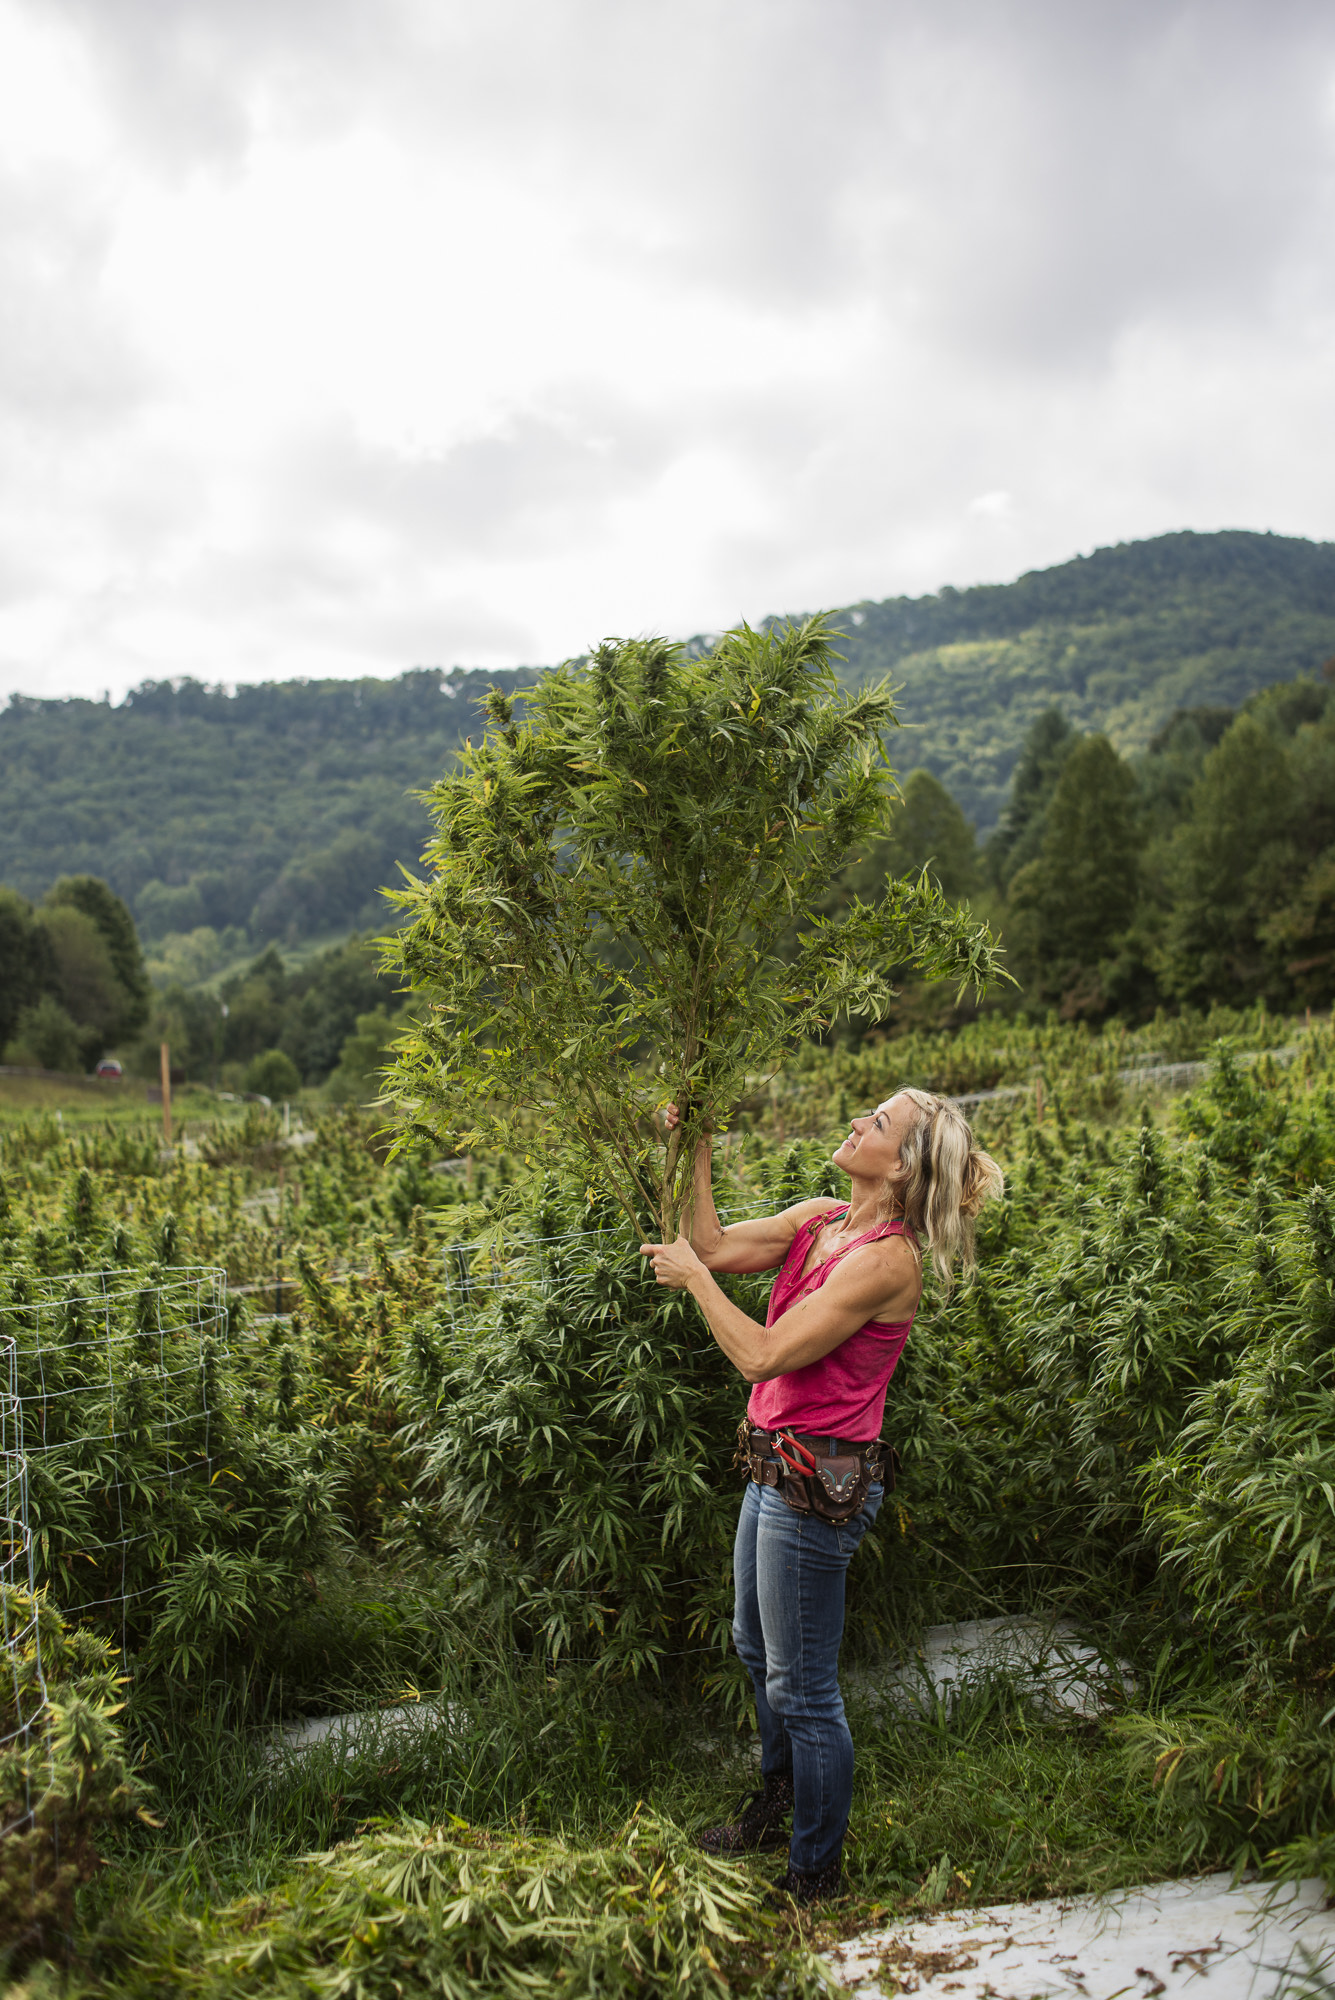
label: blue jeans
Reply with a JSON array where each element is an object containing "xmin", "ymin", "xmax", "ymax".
[{"xmin": 731, "ymin": 1476, "xmax": 883, "ymax": 1874}]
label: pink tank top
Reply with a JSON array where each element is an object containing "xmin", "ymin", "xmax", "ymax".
[{"xmin": 746, "ymin": 1205, "xmax": 918, "ymax": 1442}]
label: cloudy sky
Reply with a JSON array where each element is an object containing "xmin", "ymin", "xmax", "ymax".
[{"xmin": 1, "ymin": 0, "xmax": 1333, "ymax": 701}]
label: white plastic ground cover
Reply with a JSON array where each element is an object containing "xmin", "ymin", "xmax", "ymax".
[
  {"xmin": 824, "ymin": 1874, "xmax": 1335, "ymax": 2000},
  {"xmin": 852, "ymin": 1616, "xmax": 1131, "ymax": 1718},
  {"xmin": 264, "ymin": 1614, "xmax": 1118, "ymax": 1764},
  {"xmin": 263, "ymin": 1697, "xmax": 454, "ymax": 1760}
]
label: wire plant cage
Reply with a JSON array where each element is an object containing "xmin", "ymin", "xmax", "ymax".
[
  {"xmin": 1, "ymin": 1326, "xmax": 48, "ymax": 1842},
  {"xmin": 0, "ymin": 1265, "xmax": 229, "ymax": 1840}
]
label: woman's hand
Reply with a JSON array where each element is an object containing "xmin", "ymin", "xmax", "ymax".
[
  {"xmin": 639, "ymin": 1234, "xmax": 706, "ymax": 1289},
  {"xmin": 661, "ymin": 1101, "xmax": 711, "ymax": 1137}
]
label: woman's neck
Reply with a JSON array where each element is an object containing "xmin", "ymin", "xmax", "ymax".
[{"xmin": 841, "ymin": 1174, "xmax": 895, "ymax": 1236}]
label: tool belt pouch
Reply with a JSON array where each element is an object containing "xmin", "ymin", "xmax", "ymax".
[{"xmin": 736, "ymin": 1421, "xmax": 898, "ymax": 1526}]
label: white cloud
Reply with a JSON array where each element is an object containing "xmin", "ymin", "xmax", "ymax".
[
  {"xmin": 967, "ymin": 492, "xmax": 1014, "ymax": 519},
  {"xmin": 1, "ymin": 0, "xmax": 1334, "ymax": 699}
]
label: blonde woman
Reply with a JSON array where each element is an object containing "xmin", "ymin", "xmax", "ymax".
[{"xmin": 641, "ymin": 1089, "xmax": 1003, "ymax": 1907}]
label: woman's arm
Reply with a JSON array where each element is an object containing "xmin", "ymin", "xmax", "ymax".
[
  {"xmin": 639, "ymin": 1232, "xmax": 921, "ymax": 1381},
  {"xmin": 667, "ymin": 1104, "xmax": 836, "ymax": 1275},
  {"xmin": 679, "ymin": 1122, "xmax": 726, "ymax": 1259}
]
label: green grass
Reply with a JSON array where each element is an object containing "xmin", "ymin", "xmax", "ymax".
[
  {"xmin": 31, "ymin": 1653, "xmax": 1203, "ymax": 1999},
  {"xmin": 0, "ymin": 1072, "xmax": 149, "ymax": 1122},
  {"xmin": 0, "ymin": 1074, "xmax": 260, "ymax": 1129}
]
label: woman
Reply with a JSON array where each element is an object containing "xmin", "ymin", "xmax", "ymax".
[{"xmin": 640, "ymin": 1088, "xmax": 1003, "ymax": 1906}]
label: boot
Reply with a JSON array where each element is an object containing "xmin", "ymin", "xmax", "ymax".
[
  {"xmin": 765, "ymin": 1856, "xmax": 844, "ymax": 1908},
  {"xmin": 695, "ymin": 1774, "xmax": 794, "ymax": 1854}
]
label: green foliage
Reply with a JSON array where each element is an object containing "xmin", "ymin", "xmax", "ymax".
[
  {"xmin": 326, "ymin": 1005, "xmax": 410, "ymax": 1106},
  {"xmin": 0, "ymin": 876, "xmax": 148, "ymax": 1071},
  {"xmin": 774, "ymin": 1000, "xmax": 1292, "ymax": 1114},
  {"xmin": 386, "ymin": 620, "xmax": 1001, "ymax": 1232},
  {"xmin": 0, "ymin": 669, "xmax": 532, "ymax": 946},
  {"xmin": 144, "ymin": 925, "xmax": 249, "ymax": 989},
  {"xmin": 823, "ymin": 769, "xmax": 982, "ymax": 911},
  {"xmin": 1156, "ymin": 713, "xmax": 1297, "ymax": 1004},
  {"xmin": 1156, "ymin": 695, "xmax": 1335, "ymax": 1008},
  {"xmin": 245, "ymin": 1049, "xmax": 303, "ymax": 1099},
  {"xmin": 1136, "ymin": 704, "xmax": 1238, "ymax": 836},
  {"xmin": 986, "ymin": 708, "xmax": 1078, "ymax": 891},
  {"xmin": 36, "ymin": 907, "xmax": 132, "ymax": 1062},
  {"xmin": 880, "ymin": 771, "xmax": 981, "ymax": 897},
  {"xmin": 5, "ymin": 996, "xmax": 85, "ymax": 1074},
  {"xmin": 832, "ymin": 529, "xmax": 1335, "ymax": 832},
  {"xmin": 0, "ymin": 886, "xmax": 56, "ymax": 1048},
  {"xmin": 1116, "ymin": 1692, "xmax": 1335, "ymax": 1879},
  {"xmin": 0, "ymin": 1108, "xmax": 475, "ymax": 1745},
  {"xmin": 978, "ymin": 672, "xmax": 1335, "ymax": 1022},
  {"xmin": 1, "ymin": 1588, "xmax": 146, "ymax": 1972},
  {"xmin": 1141, "ymin": 1179, "xmax": 1335, "ymax": 1671},
  {"xmin": 59, "ymin": 1811, "xmax": 826, "ymax": 2000},
  {"xmin": 132, "ymin": 936, "xmax": 401, "ymax": 1088},
  {"xmin": 43, "ymin": 876, "xmax": 151, "ymax": 1036},
  {"xmin": 1007, "ymin": 735, "xmax": 1143, "ymax": 1016},
  {"xmin": 798, "ymin": 770, "xmax": 986, "ymax": 1023},
  {"xmin": 5, "ymin": 1008, "xmax": 1335, "ymax": 1995},
  {"xmin": 8, "ymin": 533, "xmax": 1335, "ymax": 962},
  {"xmin": 2, "ymin": 1263, "xmax": 342, "ymax": 1700},
  {"xmin": 396, "ymin": 1175, "xmax": 767, "ymax": 1686},
  {"xmin": 880, "ymin": 1031, "xmax": 1335, "ymax": 1674},
  {"xmin": 364, "ymin": 1020, "xmax": 1335, "ymax": 1718}
]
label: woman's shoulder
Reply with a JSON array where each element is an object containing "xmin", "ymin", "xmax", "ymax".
[
  {"xmin": 825, "ymin": 1219, "xmax": 922, "ymax": 1290},
  {"xmin": 780, "ymin": 1196, "xmax": 846, "ymax": 1232}
]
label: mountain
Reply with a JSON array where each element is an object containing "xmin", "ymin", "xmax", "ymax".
[
  {"xmin": 3, "ymin": 528, "xmax": 1334, "ymax": 948},
  {"xmin": 0, "ymin": 667, "xmax": 532, "ymax": 944},
  {"xmin": 818, "ymin": 528, "xmax": 1335, "ymax": 831}
]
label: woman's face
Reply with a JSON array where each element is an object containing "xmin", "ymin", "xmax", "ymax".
[{"xmin": 831, "ymin": 1093, "xmax": 918, "ymax": 1181}]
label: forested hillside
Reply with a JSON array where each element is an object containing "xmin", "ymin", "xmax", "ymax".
[
  {"xmin": 3, "ymin": 528, "xmax": 1333, "ymax": 950},
  {"xmin": 824, "ymin": 528, "xmax": 1335, "ymax": 827},
  {"xmin": 0, "ymin": 668, "xmax": 531, "ymax": 944}
]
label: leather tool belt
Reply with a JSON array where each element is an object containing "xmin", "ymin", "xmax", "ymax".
[{"xmin": 733, "ymin": 1418, "xmax": 900, "ymax": 1525}]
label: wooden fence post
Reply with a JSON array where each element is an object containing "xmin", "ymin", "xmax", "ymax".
[{"xmin": 160, "ymin": 1041, "xmax": 172, "ymax": 1148}]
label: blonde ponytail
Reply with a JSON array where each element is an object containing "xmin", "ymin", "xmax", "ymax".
[{"xmin": 879, "ymin": 1087, "xmax": 1004, "ymax": 1292}]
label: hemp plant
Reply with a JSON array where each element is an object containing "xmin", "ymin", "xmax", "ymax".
[{"xmin": 382, "ymin": 618, "xmax": 1003, "ymax": 1236}]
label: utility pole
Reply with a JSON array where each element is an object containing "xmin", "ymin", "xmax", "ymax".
[{"xmin": 160, "ymin": 1040, "xmax": 172, "ymax": 1148}]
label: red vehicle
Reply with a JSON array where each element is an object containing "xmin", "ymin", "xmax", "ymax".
[{"xmin": 95, "ymin": 1058, "xmax": 123, "ymax": 1079}]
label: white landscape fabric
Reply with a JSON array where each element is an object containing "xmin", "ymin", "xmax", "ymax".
[{"xmin": 827, "ymin": 1874, "xmax": 1335, "ymax": 2000}]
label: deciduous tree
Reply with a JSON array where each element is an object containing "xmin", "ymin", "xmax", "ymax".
[
  {"xmin": 0, "ymin": 887, "xmax": 54, "ymax": 1049},
  {"xmin": 44, "ymin": 875, "xmax": 149, "ymax": 1034}
]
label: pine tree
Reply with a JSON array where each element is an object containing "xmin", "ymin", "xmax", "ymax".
[
  {"xmin": 1007, "ymin": 734, "xmax": 1141, "ymax": 1013},
  {"xmin": 986, "ymin": 707, "xmax": 1077, "ymax": 890},
  {"xmin": 1156, "ymin": 713, "xmax": 1294, "ymax": 1005}
]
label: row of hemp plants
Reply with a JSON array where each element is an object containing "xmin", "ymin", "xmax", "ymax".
[
  {"xmin": 383, "ymin": 1035, "xmax": 1335, "ymax": 1842},
  {"xmin": 11, "ymin": 1033, "xmax": 1330, "ymax": 1713},
  {"xmin": 0, "ymin": 1101, "xmax": 473, "ymax": 1299},
  {"xmin": 5, "ymin": 1019, "xmax": 1335, "ymax": 1963},
  {"xmin": 0, "ymin": 1187, "xmax": 465, "ymax": 1727}
]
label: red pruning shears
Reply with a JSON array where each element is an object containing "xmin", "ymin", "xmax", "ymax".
[{"xmin": 772, "ymin": 1430, "xmax": 817, "ymax": 1477}]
